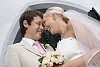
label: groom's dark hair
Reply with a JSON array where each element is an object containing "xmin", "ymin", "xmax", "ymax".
[{"xmin": 19, "ymin": 10, "xmax": 43, "ymax": 37}]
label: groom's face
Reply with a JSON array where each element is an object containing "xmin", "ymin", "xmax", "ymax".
[{"xmin": 24, "ymin": 16, "xmax": 43, "ymax": 40}]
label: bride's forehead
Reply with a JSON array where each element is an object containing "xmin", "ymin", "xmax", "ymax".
[
  {"xmin": 43, "ymin": 16, "xmax": 51, "ymax": 20},
  {"xmin": 43, "ymin": 17, "xmax": 47, "ymax": 21}
]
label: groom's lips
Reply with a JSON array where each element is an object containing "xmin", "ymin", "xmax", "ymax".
[{"xmin": 38, "ymin": 30, "xmax": 43, "ymax": 35}]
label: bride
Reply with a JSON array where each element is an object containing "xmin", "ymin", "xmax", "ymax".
[{"xmin": 43, "ymin": 6, "xmax": 100, "ymax": 67}]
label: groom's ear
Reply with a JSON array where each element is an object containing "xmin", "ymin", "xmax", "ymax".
[{"xmin": 23, "ymin": 20, "xmax": 29, "ymax": 28}]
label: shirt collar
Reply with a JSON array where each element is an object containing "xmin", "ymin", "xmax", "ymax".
[{"xmin": 22, "ymin": 38, "xmax": 35, "ymax": 46}]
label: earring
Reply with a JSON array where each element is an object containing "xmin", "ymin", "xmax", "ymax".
[{"xmin": 61, "ymin": 30, "xmax": 64, "ymax": 39}]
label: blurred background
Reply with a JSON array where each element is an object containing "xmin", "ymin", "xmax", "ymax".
[{"xmin": 0, "ymin": 0, "xmax": 100, "ymax": 67}]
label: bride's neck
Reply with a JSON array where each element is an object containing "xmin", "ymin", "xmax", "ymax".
[
  {"xmin": 59, "ymin": 21, "xmax": 67, "ymax": 37},
  {"xmin": 60, "ymin": 21, "xmax": 76, "ymax": 39}
]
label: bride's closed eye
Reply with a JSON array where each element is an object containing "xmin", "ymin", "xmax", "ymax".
[
  {"xmin": 42, "ymin": 21, "xmax": 45, "ymax": 26},
  {"xmin": 42, "ymin": 21, "xmax": 47, "ymax": 30}
]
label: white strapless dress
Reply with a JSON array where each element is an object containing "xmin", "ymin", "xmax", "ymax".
[{"xmin": 56, "ymin": 37, "xmax": 95, "ymax": 67}]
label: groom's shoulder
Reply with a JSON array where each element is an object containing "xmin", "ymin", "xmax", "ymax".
[{"xmin": 7, "ymin": 43, "xmax": 21, "ymax": 50}]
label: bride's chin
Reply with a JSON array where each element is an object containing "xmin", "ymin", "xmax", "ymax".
[
  {"xmin": 51, "ymin": 32, "xmax": 54, "ymax": 35},
  {"xmin": 49, "ymin": 29, "xmax": 55, "ymax": 35},
  {"xmin": 51, "ymin": 30, "xmax": 56, "ymax": 35},
  {"xmin": 50, "ymin": 30, "xmax": 54, "ymax": 35}
]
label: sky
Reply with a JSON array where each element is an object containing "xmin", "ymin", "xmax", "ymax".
[{"xmin": 60, "ymin": 0, "xmax": 100, "ymax": 14}]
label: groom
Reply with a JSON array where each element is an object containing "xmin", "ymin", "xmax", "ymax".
[{"xmin": 4, "ymin": 10, "xmax": 54, "ymax": 67}]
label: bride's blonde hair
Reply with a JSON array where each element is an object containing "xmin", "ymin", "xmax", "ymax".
[{"xmin": 44, "ymin": 6, "xmax": 69, "ymax": 24}]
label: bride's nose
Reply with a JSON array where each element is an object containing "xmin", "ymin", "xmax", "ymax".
[{"xmin": 44, "ymin": 26, "xmax": 48, "ymax": 30}]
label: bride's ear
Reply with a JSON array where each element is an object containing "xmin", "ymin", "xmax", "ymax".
[{"xmin": 52, "ymin": 13, "xmax": 56, "ymax": 21}]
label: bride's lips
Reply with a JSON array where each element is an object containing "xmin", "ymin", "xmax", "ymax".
[
  {"xmin": 48, "ymin": 27, "xmax": 54, "ymax": 34},
  {"xmin": 48, "ymin": 28, "xmax": 50, "ymax": 31},
  {"xmin": 48, "ymin": 27, "xmax": 51, "ymax": 31}
]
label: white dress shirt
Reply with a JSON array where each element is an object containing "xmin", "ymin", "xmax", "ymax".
[{"xmin": 22, "ymin": 38, "xmax": 38, "ymax": 51}]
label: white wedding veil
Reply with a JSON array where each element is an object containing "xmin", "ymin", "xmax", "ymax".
[{"xmin": 64, "ymin": 10, "xmax": 100, "ymax": 67}]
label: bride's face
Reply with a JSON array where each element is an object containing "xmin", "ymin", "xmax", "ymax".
[{"xmin": 43, "ymin": 16, "xmax": 59, "ymax": 35}]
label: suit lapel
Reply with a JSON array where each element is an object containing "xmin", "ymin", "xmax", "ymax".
[
  {"xmin": 38, "ymin": 43, "xmax": 47, "ymax": 53},
  {"xmin": 20, "ymin": 40, "xmax": 42, "ymax": 57}
]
